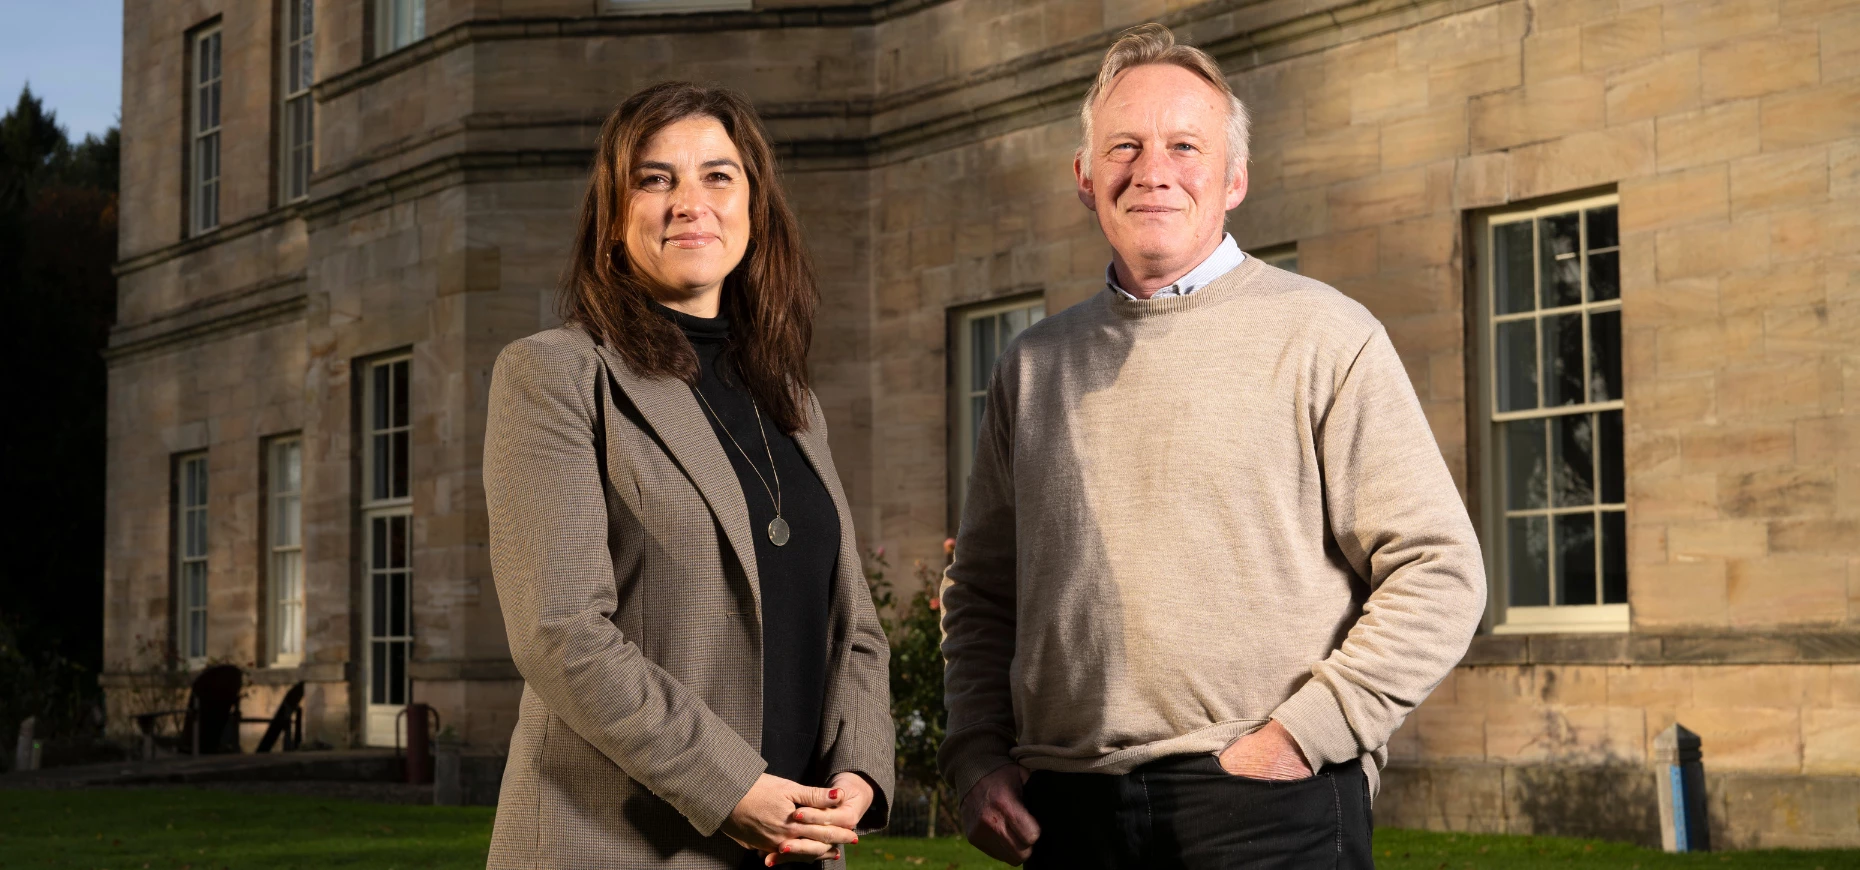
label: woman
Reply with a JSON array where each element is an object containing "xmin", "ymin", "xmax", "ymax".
[{"xmin": 483, "ymin": 82, "xmax": 893, "ymax": 869}]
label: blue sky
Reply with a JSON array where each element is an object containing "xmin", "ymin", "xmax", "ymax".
[{"xmin": 0, "ymin": 1, "xmax": 124, "ymax": 141}]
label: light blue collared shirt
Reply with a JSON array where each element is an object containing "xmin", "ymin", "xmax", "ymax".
[{"xmin": 1106, "ymin": 233, "xmax": 1247, "ymax": 301}]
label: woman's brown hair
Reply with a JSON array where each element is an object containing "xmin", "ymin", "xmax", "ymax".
[{"xmin": 560, "ymin": 81, "xmax": 818, "ymax": 433}]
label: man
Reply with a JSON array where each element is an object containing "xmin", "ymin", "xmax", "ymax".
[{"xmin": 938, "ymin": 24, "xmax": 1486, "ymax": 869}]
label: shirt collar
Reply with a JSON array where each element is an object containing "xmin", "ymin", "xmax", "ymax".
[{"xmin": 1106, "ymin": 234, "xmax": 1247, "ymax": 301}]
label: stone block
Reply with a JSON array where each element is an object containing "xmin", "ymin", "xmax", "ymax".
[
  {"xmin": 1634, "ymin": 373, "xmax": 1717, "ymax": 426},
  {"xmin": 1470, "ymin": 74, "xmax": 1606, "ymax": 151},
  {"xmin": 1510, "ymin": 122, "xmax": 1657, "ymax": 201},
  {"xmin": 1582, "ymin": 6, "xmax": 1666, "ymax": 73},
  {"xmin": 1822, "ymin": 9, "xmax": 1860, "ymax": 82},
  {"xmin": 1377, "ymin": 214, "xmax": 1458, "ymax": 271},
  {"xmin": 1607, "ymin": 664, "xmax": 1694, "ymax": 707},
  {"xmin": 1380, "ymin": 103, "xmax": 1467, "ymax": 171},
  {"xmin": 1458, "ymin": 666, "xmax": 1538, "ymax": 706},
  {"xmin": 1627, "ymin": 274, "xmax": 1718, "ymax": 323},
  {"xmin": 1666, "ymin": 517, "xmax": 1773, "ymax": 559},
  {"xmin": 1414, "ymin": 704, "xmax": 1488, "ymax": 760},
  {"xmin": 1832, "ymin": 139, "xmax": 1860, "ymax": 199},
  {"xmin": 1538, "ymin": 665, "xmax": 1611, "ymax": 706},
  {"xmin": 1297, "ymin": 228, "xmax": 1378, "ymax": 283},
  {"xmin": 1716, "ymin": 362, "xmax": 1826, "ymax": 421},
  {"xmin": 1281, "ymin": 125, "xmax": 1381, "ymax": 190},
  {"xmin": 1427, "ymin": 47, "xmax": 1524, "ymax": 106},
  {"xmin": 1720, "ymin": 261, "xmax": 1826, "ymax": 314},
  {"xmin": 1770, "ymin": 202, "xmax": 1860, "ymax": 262},
  {"xmin": 1505, "ymin": 764, "xmax": 1662, "ymax": 845},
  {"xmin": 1730, "ymin": 146, "xmax": 1831, "ymax": 214},
  {"xmin": 1621, "ymin": 165, "xmax": 1727, "ymax": 233},
  {"xmin": 1691, "ymin": 664, "xmax": 1831, "ymax": 709},
  {"xmin": 1524, "ymin": 26, "xmax": 1584, "ymax": 84},
  {"xmin": 1673, "ymin": 705, "xmax": 1801, "ymax": 770},
  {"xmin": 1350, "ymin": 68, "xmax": 1429, "ymax": 125},
  {"xmin": 1655, "ymin": 217, "xmax": 1772, "ymax": 281},
  {"xmin": 1662, "ymin": 0, "xmax": 1782, "ymax": 51},
  {"xmin": 1656, "ymin": 313, "xmax": 1763, "ymax": 374},
  {"xmin": 1655, "ymin": 99, "xmax": 1761, "ymax": 171},
  {"xmin": 1629, "ymin": 521, "xmax": 1671, "ymax": 564},
  {"xmin": 1326, "ymin": 168, "xmax": 1430, "ymax": 231},
  {"xmin": 1606, "ymin": 50, "xmax": 1701, "ymax": 124},
  {"xmin": 1631, "ymin": 560, "xmax": 1729, "ymax": 626},
  {"xmin": 1452, "ymin": 152, "xmax": 1510, "ymax": 209},
  {"xmin": 1535, "ymin": 0, "xmax": 1620, "ymax": 33},
  {"xmin": 1727, "ymin": 555, "xmax": 1850, "ymax": 625},
  {"xmin": 1833, "ymin": 665, "xmax": 1860, "ymax": 706},
  {"xmin": 1700, "ymin": 29, "xmax": 1821, "ymax": 102},
  {"xmin": 1795, "ymin": 415, "xmax": 1860, "ymax": 464},
  {"xmin": 1721, "ymin": 466, "xmax": 1838, "ymax": 518},
  {"xmin": 1761, "ymin": 80, "xmax": 1860, "ymax": 149}
]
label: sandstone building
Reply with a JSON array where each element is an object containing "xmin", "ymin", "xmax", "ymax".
[{"xmin": 107, "ymin": 0, "xmax": 1858, "ymax": 848}]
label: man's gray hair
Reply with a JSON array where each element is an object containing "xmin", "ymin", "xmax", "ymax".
[{"xmin": 1077, "ymin": 23, "xmax": 1250, "ymax": 179}]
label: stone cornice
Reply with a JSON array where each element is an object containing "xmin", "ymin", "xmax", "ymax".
[
  {"xmin": 1461, "ymin": 630, "xmax": 1860, "ymax": 666},
  {"xmin": 114, "ymin": 204, "xmax": 304, "ymax": 278},
  {"xmin": 105, "ymin": 272, "xmax": 308, "ymax": 365},
  {"xmin": 313, "ymin": 0, "xmax": 954, "ymax": 102}
]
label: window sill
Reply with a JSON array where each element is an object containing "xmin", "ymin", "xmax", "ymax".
[{"xmin": 1493, "ymin": 604, "xmax": 1630, "ymax": 635}]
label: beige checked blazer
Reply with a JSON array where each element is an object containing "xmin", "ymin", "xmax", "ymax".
[{"xmin": 483, "ymin": 324, "xmax": 894, "ymax": 869}]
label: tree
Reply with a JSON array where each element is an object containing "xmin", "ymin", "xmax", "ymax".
[{"xmin": 0, "ymin": 85, "xmax": 119, "ymax": 757}]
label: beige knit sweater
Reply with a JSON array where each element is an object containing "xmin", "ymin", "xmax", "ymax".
[{"xmin": 938, "ymin": 256, "xmax": 1486, "ymax": 801}]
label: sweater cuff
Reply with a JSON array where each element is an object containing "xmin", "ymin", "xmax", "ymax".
[
  {"xmin": 1271, "ymin": 679, "xmax": 1361, "ymax": 772},
  {"xmin": 940, "ymin": 725, "xmax": 1019, "ymax": 802}
]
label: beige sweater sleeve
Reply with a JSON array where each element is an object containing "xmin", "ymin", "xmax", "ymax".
[
  {"xmin": 1270, "ymin": 326, "xmax": 1488, "ymax": 770},
  {"xmin": 937, "ymin": 364, "xmax": 1023, "ymax": 801}
]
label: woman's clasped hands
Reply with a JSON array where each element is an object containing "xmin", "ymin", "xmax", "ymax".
[{"xmin": 723, "ymin": 771, "xmax": 874, "ymax": 865}]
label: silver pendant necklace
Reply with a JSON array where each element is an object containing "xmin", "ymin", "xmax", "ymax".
[{"xmin": 691, "ymin": 385, "xmax": 789, "ymax": 546}]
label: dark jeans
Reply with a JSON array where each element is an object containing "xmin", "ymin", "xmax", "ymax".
[{"xmin": 1023, "ymin": 755, "xmax": 1373, "ymax": 870}]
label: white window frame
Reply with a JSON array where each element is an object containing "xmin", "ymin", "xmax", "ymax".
[
  {"xmin": 175, "ymin": 453, "xmax": 210, "ymax": 664},
  {"xmin": 372, "ymin": 0, "xmax": 425, "ymax": 56},
  {"xmin": 603, "ymin": 0, "xmax": 752, "ymax": 14},
  {"xmin": 951, "ymin": 296, "xmax": 1044, "ymax": 528},
  {"xmin": 361, "ymin": 355, "xmax": 413, "ymax": 746},
  {"xmin": 278, "ymin": 0, "xmax": 315, "ymax": 203},
  {"xmin": 190, "ymin": 25, "xmax": 223, "ymax": 235},
  {"xmin": 266, "ymin": 436, "xmax": 305, "ymax": 666},
  {"xmin": 1474, "ymin": 193, "xmax": 1628, "ymax": 635}
]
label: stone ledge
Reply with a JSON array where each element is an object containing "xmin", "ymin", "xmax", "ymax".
[
  {"xmin": 1461, "ymin": 631, "xmax": 1860, "ymax": 666},
  {"xmin": 1378, "ymin": 762, "xmax": 1860, "ymax": 850},
  {"xmin": 407, "ymin": 659, "xmax": 523, "ymax": 681}
]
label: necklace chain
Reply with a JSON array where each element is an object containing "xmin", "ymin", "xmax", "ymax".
[{"xmin": 690, "ymin": 384, "xmax": 783, "ymax": 521}]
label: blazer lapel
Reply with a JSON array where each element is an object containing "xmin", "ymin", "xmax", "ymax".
[{"xmin": 593, "ymin": 343, "xmax": 762, "ymax": 622}]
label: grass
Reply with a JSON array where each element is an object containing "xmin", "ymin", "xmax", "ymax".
[{"xmin": 1, "ymin": 787, "xmax": 1856, "ymax": 869}]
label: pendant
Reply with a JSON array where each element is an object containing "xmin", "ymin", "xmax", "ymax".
[{"xmin": 768, "ymin": 516, "xmax": 791, "ymax": 547}]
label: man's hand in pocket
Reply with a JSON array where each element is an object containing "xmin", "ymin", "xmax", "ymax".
[{"xmin": 1217, "ymin": 720, "xmax": 1314, "ymax": 781}]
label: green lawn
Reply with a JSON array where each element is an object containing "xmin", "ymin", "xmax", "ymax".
[{"xmin": 1, "ymin": 787, "xmax": 1855, "ymax": 869}]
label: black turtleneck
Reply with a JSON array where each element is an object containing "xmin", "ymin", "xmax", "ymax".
[{"xmin": 650, "ymin": 301, "xmax": 840, "ymax": 789}]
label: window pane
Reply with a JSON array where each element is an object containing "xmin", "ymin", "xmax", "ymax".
[
  {"xmin": 1496, "ymin": 320, "xmax": 1538, "ymax": 412},
  {"xmin": 1503, "ymin": 418, "xmax": 1547, "ymax": 510},
  {"xmin": 390, "ymin": 573, "xmax": 408, "ymax": 635},
  {"xmin": 1551, "ymin": 413, "xmax": 1595, "ymax": 507},
  {"xmin": 373, "ymin": 364, "xmax": 390, "ymax": 430},
  {"xmin": 1601, "ymin": 511, "xmax": 1627, "ymax": 604},
  {"xmin": 1598, "ymin": 410, "xmax": 1624, "ymax": 504},
  {"xmin": 971, "ymin": 318, "xmax": 995, "ymax": 392},
  {"xmin": 1493, "ymin": 221, "xmax": 1534, "ymax": 315},
  {"xmin": 1589, "ymin": 309, "xmax": 1622, "ymax": 402},
  {"xmin": 1587, "ymin": 206, "xmax": 1618, "ymax": 251},
  {"xmin": 372, "ymin": 433, "xmax": 390, "ymax": 500},
  {"xmin": 371, "ymin": 516, "xmax": 387, "ymax": 569},
  {"xmin": 1555, "ymin": 513, "xmax": 1597, "ymax": 606},
  {"xmin": 392, "ymin": 431, "xmax": 410, "ymax": 498},
  {"xmin": 1507, "ymin": 516, "xmax": 1549, "ymax": 607},
  {"xmin": 372, "ymin": 575, "xmax": 389, "ymax": 637},
  {"xmin": 190, "ymin": 610, "xmax": 207, "ymax": 659},
  {"xmin": 388, "ymin": 642, "xmax": 407, "ymax": 704},
  {"xmin": 970, "ymin": 395, "xmax": 986, "ymax": 451},
  {"xmin": 371, "ymin": 642, "xmax": 388, "ymax": 704},
  {"xmin": 389, "ymin": 515, "xmax": 408, "ymax": 570},
  {"xmin": 392, "ymin": 361, "xmax": 410, "ymax": 427},
  {"xmin": 1540, "ymin": 213, "xmax": 1582, "ymax": 308},
  {"xmin": 1588, "ymin": 251, "xmax": 1619, "ymax": 302},
  {"xmin": 1542, "ymin": 312, "xmax": 1584, "ymax": 407}
]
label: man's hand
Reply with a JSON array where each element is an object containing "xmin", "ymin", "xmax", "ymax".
[
  {"xmin": 1217, "ymin": 719, "xmax": 1314, "ymax": 780},
  {"xmin": 720, "ymin": 774, "xmax": 857, "ymax": 865},
  {"xmin": 776, "ymin": 772, "xmax": 876, "ymax": 863},
  {"xmin": 960, "ymin": 763, "xmax": 1040, "ymax": 866}
]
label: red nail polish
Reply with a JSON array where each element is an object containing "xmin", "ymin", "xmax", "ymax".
[
  {"xmin": 781, "ymin": 845, "xmax": 791, "ymax": 854},
  {"xmin": 829, "ymin": 788, "xmax": 841, "ymax": 800},
  {"xmin": 794, "ymin": 810, "xmax": 805, "ymax": 821}
]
